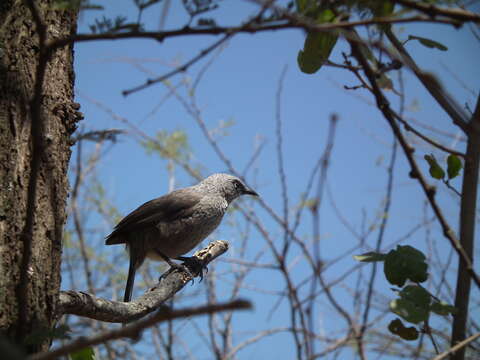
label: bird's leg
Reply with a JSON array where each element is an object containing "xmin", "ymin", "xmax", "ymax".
[
  {"xmin": 155, "ymin": 251, "xmax": 194, "ymax": 281},
  {"xmin": 176, "ymin": 256, "xmax": 208, "ymax": 281}
]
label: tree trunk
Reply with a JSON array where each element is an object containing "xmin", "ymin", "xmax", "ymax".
[{"xmin": 0, "ymin": 0, "xmax": 78, "ymax": 353}]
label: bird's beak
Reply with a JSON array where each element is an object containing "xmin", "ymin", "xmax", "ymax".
[{"xmin": 243, "ymin": 188, "xmax": 259, "ymax": 197}]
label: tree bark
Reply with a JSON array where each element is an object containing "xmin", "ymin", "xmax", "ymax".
[{"xmin": 0, "ymin": 0, "xmax": 79, "ymax": 353}]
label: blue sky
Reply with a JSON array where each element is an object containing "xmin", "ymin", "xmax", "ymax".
[{"xmin": 68, "ymin": 1, "xmax": 479, "ymax": 358}]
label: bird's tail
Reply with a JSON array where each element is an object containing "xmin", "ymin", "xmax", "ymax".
[{"xmin": 124, "ymin": 251, "xmax": 137, "ymax": 302}]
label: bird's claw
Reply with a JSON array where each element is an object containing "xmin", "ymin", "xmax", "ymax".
[
  {"xmin": 159, "ymin": 262, "xmax": 194, "ymax": 282},
  {"xmin": 177, "ymin": 256, "xmax": 208, "ymax": 282}
]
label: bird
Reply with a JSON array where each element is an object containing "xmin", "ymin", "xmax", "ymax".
[{"xmin": 105, "ymin": 173, "xmax": 258, "ymax": 302}]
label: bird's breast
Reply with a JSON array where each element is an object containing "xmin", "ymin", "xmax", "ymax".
[{"xmin": 146, "ymin": 196, "xmax": 228, "ymax": 259}]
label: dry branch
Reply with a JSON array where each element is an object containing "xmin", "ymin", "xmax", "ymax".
[
  {"xmin": 31, "ymin": 299, "xmax": 251, "ymax": 360},
  {"xmin": 58, "ymin": 240, "xmax": 229, "ymax": 323}
]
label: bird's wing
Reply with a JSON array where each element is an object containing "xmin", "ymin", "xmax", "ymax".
[{"xmin": 105, "ymin": 189, "xmax": 202, "ymax": 245}]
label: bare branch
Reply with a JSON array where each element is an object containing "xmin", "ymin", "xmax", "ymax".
[
  {"xmin": 58, "ymin": 241, "xmax": 230, "ymax": 322},
  {"xmin": 30, "ymin": 299, "xmax": 251, "ymax": 360},
  {"xmin": 451, "ymin": 91, "xmax": 480, "ymax": 359},
  {"xmin": 434, "ymin": 332, "xmax": 480, "ymax": 360},
  {"xmin": 359, "ymin": 138, "xmax": 398, "ymax": 346},
  {"xmin": 122, "ymin": 35, "xmax": 230, "ymax": 96},
  {"xmin": 393, "ymin": 113, "xmax": 465, "ymax": 158},
  {"xmin": 384, "ymin": 28, "xmax": 469, "ymax": 132},
  {"xmin": 72, "ymin": 129, "xmax": 125, "ymax": 143},
  {"xmin": 46, "ymin": 15, "xmax": 462, "ymax": 52},
  {"xmin": 393, "ymin": 0, "xmax": 480, "ymax": 23},
  {"xmin": 275, "ymin": 65, "xmax": 290, "ymax": 258}
]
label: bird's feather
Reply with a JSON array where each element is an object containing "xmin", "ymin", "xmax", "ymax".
[{"xmin": 105, "ymin": 188, "xmax": 202, "ymax": 245}]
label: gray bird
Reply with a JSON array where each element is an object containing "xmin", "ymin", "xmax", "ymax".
[{"xmin": 105, "ymin": 173, "xmax": 258, "ymax": 302}]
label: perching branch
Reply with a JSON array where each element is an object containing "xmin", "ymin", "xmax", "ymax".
[{"xmin": 58, "ymin": 240, "xmax": 230, "ymax": 322}]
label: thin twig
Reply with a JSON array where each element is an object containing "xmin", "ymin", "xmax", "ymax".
[
  {"xmin": 307, "ymin": 113, "xmax": 341, "ymax": 358},
  {"xmin": 122, "ymin": 34, "xmax": 231, "ymax": 96},
  {"xmin": 384, "ymin": 28, "xmax": 469, "ymax": 132},
  {"xmin": 360, "ymin": 138, "xmax": 397, "ymax": 343},
  {"xmin": 393, "ymin": 113, "xmax": 465, "ymax": 158},
  {"xmin": 433, "ymin": 332, "xmax": 480, "ymax": 360},
  {"xmin": 71, "ymin": 139, "xmax": 95, "ymax": 294},
  {"xmin": 275, "ymin": 66, "xmax": 290, "ymax": 259},
  {"xmin": 392, "ymin": 0, "xmax": 480, "ymax": 23}
]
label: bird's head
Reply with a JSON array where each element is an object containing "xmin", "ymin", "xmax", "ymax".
[{"xmin": 199, "ymin": 173, "xmax": 258, "ymax": 203}]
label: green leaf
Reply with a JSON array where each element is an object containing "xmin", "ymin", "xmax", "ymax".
[
  {"xmin": 431, "ymin": 301, "xmax": 456, "ymax": 316},
  {"xmin": 384, "ymin": 245, "xmax": 428, "ymax": 287},
  {"xmin": 390, "ymin": 298, "xmax": 429, "ymax": 324},
  {"xmin": 408, "ymin": 35, "xmax": 448, "ymax": 51},
  {"xmin": 399, "ymin": 285, "xmax": 431, "ymax": 308},
  {"xmin": 297, "ymin": 10, "xmax": 338, "ymax": 74},
  {"xmin": 354, "ymin": 252, "xmax": 387, "ymax": 262},
  {"xmin": 391, "ymin": 286, "xmax": 431, "ymax": 324},
  {"xmin": 297, "ymin": 32, "xmax": 338, "ymax": 73},
  {"xmin": 70, "ymin": 347, "xmax": 95, "ymax": 360},
  {"xmin": 388, "ymin": 318, "xmax": 419, "ymax": 340},
  {"xmin": 424, "ymin": 154, "xmax": 445, "ymax": 180},
  {"xmin": 447, "ymin": 154, "xmax": 462, "ymax": 179}
]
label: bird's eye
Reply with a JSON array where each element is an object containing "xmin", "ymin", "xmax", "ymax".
[{"xmin": 233, "ymin": 180, "xmax": 243, "ymax": 190}]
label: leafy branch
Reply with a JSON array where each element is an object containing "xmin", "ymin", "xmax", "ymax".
[{"xmin": 355, "ymin": 245, "xmax": 455, "ymax": 343}]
